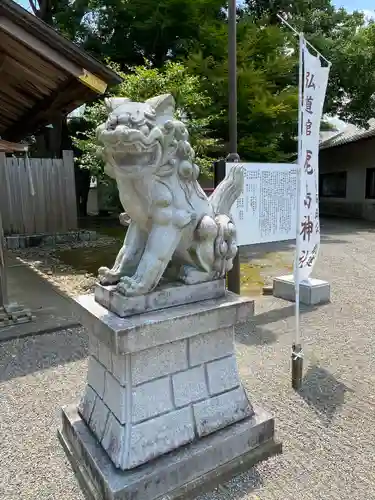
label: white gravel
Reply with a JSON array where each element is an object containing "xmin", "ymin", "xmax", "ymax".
[
  {"xmin": 1, "ymin": 219, "xmax": 375, "ymax": 499},
  {"xmin": 0, "ymin": 328, "xmax": 88, "ymax": 500},
  {"xmin": 10, "ymin": 235, "xmax": 118, "ymax": 297}
]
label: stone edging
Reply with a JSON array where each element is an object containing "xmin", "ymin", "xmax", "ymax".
[
  {"xmin": 5, "ymin": 230, "xmax": 97, "ymax": 249},
  {"xmin": 0, "ymin": 303, "xmax": 35, "ymax": 327}
]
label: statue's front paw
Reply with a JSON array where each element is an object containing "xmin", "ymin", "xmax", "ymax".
[
  {"xmin": 98, "ymin": 267, "xmax": 121, "ymax": 285},
  {"xmin": 116, "ymin": 276, "xmax": 149, "ymax": 296}
]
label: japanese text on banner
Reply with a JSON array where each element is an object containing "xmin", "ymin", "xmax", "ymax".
[{"xmin": 295, "ymin": 42, "xmax": 330, "ymax": 283}]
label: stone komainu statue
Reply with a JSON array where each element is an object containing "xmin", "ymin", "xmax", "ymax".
[{"xmin": 96, "ymin": 93, "xmax": 244, "ymax": 296}]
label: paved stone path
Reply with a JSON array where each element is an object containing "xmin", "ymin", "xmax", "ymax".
[
  {"xmin": 1, "ymin": 255, "xmax": 79, "ymax": 342},
  {"xmin": 1, "ymin": 219, "xmax": 375, "ymax": 499}
]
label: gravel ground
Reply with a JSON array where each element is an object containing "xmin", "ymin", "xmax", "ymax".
[
  {"xmin": 11, "ymin": 234, "xmax": 119, "ymax": 297},
  {"xmin": 1, "ymin": 219, "xmax": 375, "ymax": 499}
]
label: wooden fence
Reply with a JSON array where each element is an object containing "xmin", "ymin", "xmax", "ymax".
[{"xmin": 0, "ymin": 150, "xmax": 77, "ymax": 235}]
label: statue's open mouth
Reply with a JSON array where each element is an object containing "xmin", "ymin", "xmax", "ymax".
[
  {"xmin": 98, "ymin": 125, "xmax": 164, "ymax": 168},
  {"xmin": 113, "ymin": 143, "xmax": 160, "ymax": 167}
]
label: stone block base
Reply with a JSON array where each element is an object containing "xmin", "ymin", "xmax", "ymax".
[
  {"xmin": 73, "ymin": 292, "xmax": 255, "ymax": 470},
  {"xmin": 59, "ymin": 404, "xmax": 281, "ymax": 500},
  {"xmin": 273, "ymin": 275, "xmax": 330, "ymax": 305}
]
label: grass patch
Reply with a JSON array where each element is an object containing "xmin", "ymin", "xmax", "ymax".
[
  {"xmin": 240, "ymin": 262, "xmax": 265, "ymax": 295},
  {"xmin": 58, "ymin": 218, "xmax": 290, "ymax": 296},
  {"xmin": 56, "ymin": 244, "xmax": 267, "ymax": 296}
]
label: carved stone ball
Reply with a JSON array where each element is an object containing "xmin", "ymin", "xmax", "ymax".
[
  {"xmin": 197, "ymin": 216, "xmax": 217, "ymax": 241},
  {"xmin": 179, "ymin": 160, "xmax": 193, "ymax": 179}
]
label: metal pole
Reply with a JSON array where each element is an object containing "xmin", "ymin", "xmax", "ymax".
[
  {"xmin": 291, "ymin": 34, "xmax": 304, "ymax": 391},
  {"xmin": 226, "ymin": 0, "xmax": 240, "ymax": 294},
  {"xmin": 227, "ymin": 0, "xmax": 238, "ymax": 162}
]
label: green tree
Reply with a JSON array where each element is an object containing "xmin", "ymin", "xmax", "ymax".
[
  {"xmin": 315, "ymin": 17, "xmax": 375, "ymax": 126},
  {"xmin": 247, "ymin": 0, "xmax": 373, "ymax": 126},
  {"xmin": 28, "ymin": 0, "xmax": 87, "ymax": 39},
  {"xmin": 75, "ymin": 61, "xmax": 216, "ymax": 179},
  {"xmin": 29, "ymin": 0, "xmax": 227, "ymax": 68},
  {"xmin": 30, "ymin": 0, "xmax": 375, "ymax": 162},
  {"xmin": 188, "ymin": 17, "xmax": 299, "ymax": 162},
  {"xmin": 85, "ymin": 0, "xmax": 227, "ymax": 67}
]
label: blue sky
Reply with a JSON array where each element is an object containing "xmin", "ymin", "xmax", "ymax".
[
  {"xmin": 333, "ymin": 0, "xmax": 374, "ymax": 11},
  {"xmin": 15, "ymin": 0, "xmax": 375, "ymax": 13},
  {"xmin": 17, "ymin": 0, "xmax": 29, "ymax": 9}
]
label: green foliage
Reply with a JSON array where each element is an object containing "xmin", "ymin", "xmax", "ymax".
[
  {"xmin": 256, "ymin": 0, "xmax": 375, "ymax": 127},
  {"xmin": 31, "ymin": 0, "xmax": 227, "ymax": 67},
  {"xmin": 28, "ymin": 0, "xmax": 87, "ymax": 37},
  {"xmin": 34, "ymin": 0, "xmax": 375, "ymax": 169},
  {"xmin": 74, "ymin": 61, "xmax": 216, "ymax": 178},
  {"xmin": 188, "ymin": 19, "xmax": 299, "ymax": 162},
  {"xmin": 320, "ymin": 21, "xmax": 375, "ymax": 127}
]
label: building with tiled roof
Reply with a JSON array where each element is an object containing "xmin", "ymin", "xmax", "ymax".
[{"xmin": 319, "ymin": 119, "xmax": 375, "ymax": 220}]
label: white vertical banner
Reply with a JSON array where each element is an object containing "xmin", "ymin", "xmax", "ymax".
[{"xmin": 295, "ymin": 40, "xmax": 330, "ymax": 283}]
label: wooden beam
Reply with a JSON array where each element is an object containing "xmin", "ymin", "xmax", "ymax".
[
  {"xmin": 0, "ymin": 52, "xmax": 6, "ymax": 73},
  {"xmin": 78, "ymin": 70, "xmax": 107, "ymax": 94},
  {"xmin": 0, "ymin": 87, "xmax": 26, "ymax": 110},
  {"xmin": 0, "ymin": 153, "xmax": 8, "ymax": 308},
  {"xmin": 2, "ymin": 77, "xmax": 91, "ymax": 141},
  {"xmin": 0, "ymin": 96, "xmax": 24, "ymax": 116},
  {"xmin": 0, "ymin": 83, "xmax": 35, "ymax": 109},
  {"xmin": 0, "ymin": 35, "xmax": 61, "ymax": 91},
  {"xmin": 0, "ymin": 31, "xmax": 63, "ymax": 78},
  {"xmin": 0, "ymin": 206, "xmax": 8, "ymax": 308},
  {"xmin": 0, "ymin": 139, "xmax": 28, "ymax": 152},
  {"xmin": 0, "ymin": 17, "xmax": 81, "ymax": 77},
  {"xmin": 0, "ymin": 0, "xmax": 121, "ymax": 86},
  {"xmin": 0, "ymin": 115, "xmax": 15, "ymax": 127},
  {"xmin": 0, "ymin": 18, "xmax": 107, "ymax": 94},
  {"xmin": 7, "ymin": 59, "xmax": 57, "ymax": 93}
]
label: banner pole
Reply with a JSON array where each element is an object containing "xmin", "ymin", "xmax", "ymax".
[
  {"xmin": 276, "ymin": 14, "xmax": 330, "ymax": 66},
  {"xmin": 292, "ymin": 33, "xmax": 304, "ymax": 390},
  {"xmin": 276, "ymin": 14, "xmax": 331, "ymax": 390}
]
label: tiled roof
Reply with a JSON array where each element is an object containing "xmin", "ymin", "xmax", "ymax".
[{"xmin": 320, "ymin": 119, "xmax": 375, "ymax": 150}]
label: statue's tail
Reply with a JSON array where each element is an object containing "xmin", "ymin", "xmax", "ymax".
[{"xmin": 209, "ymin": 164, "xmax": 244, "ymax": 216}]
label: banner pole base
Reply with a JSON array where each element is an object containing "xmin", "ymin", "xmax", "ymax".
[{"xmin": 291, "ymin": 343, "xmax": 303, "ymax": 391}]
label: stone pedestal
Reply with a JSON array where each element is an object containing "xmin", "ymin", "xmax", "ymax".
[
  {"xmin": 273, "ymin": 274, "xmax": 330, "ymax": 305},
  {"xmin": 94, "ymin": 279, "xmax": 226, "ymax": 318},
  {"xmin": 59, "ymin": 404, "xmax": 280, "ymax": 500},
  {"xmin": 59, "ymin": 289, "xmax": 281, "ymax": 498},
  {"xmin": 73, "ymin": 292, "xmax": 256, "ymax": 470}
]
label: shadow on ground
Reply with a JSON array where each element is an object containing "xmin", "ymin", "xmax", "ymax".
[
  {"xmin": 298, "ymin": 365, "xmax": 354, "ymax": 426},
  {"xmin": 235, "ymin": 304, "xmax": 320, "ymax": 346},
  {"xmin": 320, "ymin": 235, "xmax": 349, "ymax": 245},
  {"xmin": 0, "ymin": 328, "xmax": 88, "ymax": 383},
  {"xmin": 320, "ymin": 217, "xmax": 375, "ymax": 236}
]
